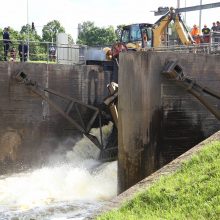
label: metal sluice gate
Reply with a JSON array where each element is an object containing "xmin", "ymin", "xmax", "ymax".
[{"xmin": 15, "ymin": 71, "xmax": 118, "ymax": 162}]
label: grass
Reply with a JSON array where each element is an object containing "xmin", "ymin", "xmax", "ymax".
[{"xmin": 97, "ymin": 141, "xmax": 220, "ymax": 220}]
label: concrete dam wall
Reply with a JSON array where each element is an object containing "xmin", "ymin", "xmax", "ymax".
[
  {"xmin": 0, "ymin": 62, "xmax": 112, "ymax": 174},
  {"xmin": 118, "ymin": 51, "xmax": 220, "ymax": 193}
]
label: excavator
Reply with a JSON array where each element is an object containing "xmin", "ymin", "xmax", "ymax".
[{"xmin": 106, "ymin": 7, "xmax": 194, "ymax": 59}]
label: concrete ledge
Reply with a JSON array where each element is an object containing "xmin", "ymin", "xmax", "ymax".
[{"xmin": 92, "ymin": 130, "xmax": 220, "ymax": 219}]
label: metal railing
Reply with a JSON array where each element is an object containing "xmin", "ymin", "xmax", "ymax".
[
  {"xmin": 0, "ymin": 39, "xmax": 109, "ymax": 65},
  {"xmin": 1, "ymin": 32, "xmax": 220, "ymax": 64},
  {"xmin": 0, "ymin": 39, "xmax": 85, "ymax": 64},
  {"xmin": 149, "ymin": 31, "xmax": 220, "ymax": 54}
]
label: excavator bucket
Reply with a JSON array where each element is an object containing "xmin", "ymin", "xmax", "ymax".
[{"xmin": 162, "ymin": 60, "xmax": 184, "ymax": 80}]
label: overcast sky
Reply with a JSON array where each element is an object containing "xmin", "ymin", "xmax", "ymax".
[{"xmin": 0, "ymin": 0, "xmax": 219, "ymax": 41}]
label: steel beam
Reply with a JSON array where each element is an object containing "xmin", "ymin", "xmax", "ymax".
[{"xmin": 154, "ymin": 2, "xmax": 220, "ymax": 16}]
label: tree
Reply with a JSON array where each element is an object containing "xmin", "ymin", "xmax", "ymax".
[
  {"xmin": 77, "ymin": 21, "xmax": 117, "ymax": 46},
  {"xmin": 20, "ymin": 23, "xmax": 38, "ymax": 36},
  {"xmin": 68, "ymin": 34, "xmax": 74, "ymax": 45},
  {"xmin": 115, "ymin": 24, "xmax": 126, "ymax": 41},
  {"xmin": 19, "ymin": 24, "xmax": 45, "ymax": 61},
  {"xmin": 42, "ymin": 20, "xmax": 65, "ymax": 42}
]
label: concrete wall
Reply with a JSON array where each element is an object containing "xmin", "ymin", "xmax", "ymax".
[
  {"xmin": 0, "ymin": 62, "xmax": 112, "ymax": 174},
  {"xmin": 118, "ymin": 51, "xmax": 220, "ymax": 193}
]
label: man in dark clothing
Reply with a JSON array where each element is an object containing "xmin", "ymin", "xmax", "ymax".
[
  {"xmin": 217, "ymin": 21, "xmax": 220, "ymax": 31},
  {"xmin": 211, "ymin": 22, "xmax": 217, "ymax": 31},
  {"xmin": 211, "ymin": 22, "xmax": 218, "ymax": 43},
  {"xmin": 202, "ymin": 24, "xmax": 210, "ymax": 43},
  {"xmin": 18, "ymin": 42, "xmax": 28, "ymax": 62},
  {"xmin": 3, "ymin": 27, "xmax": 11, "ymax": 61}
]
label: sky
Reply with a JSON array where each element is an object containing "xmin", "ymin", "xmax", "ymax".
[{"xmin": 0, "ymin": 0, "xmax": 219, "ymax": 41}]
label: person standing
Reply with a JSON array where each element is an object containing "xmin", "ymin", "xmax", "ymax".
[
  {"xmin": 18, "ymin": 41, "xmax": 28, "ymax": 62},
  {"xmin": 191, "ymin": 24, "xmax": 201, "ymax": 44},
  {"xmin": 202, "ymin": 24, "xmax": 210, "ymax": 43},
  {"xmin": 3, "ymin": 27, "xmax": 11, "ymax": 61},
  {"xmin": 216, "ymin": 21, "xmax": 220, "ymax": 31},
  {"xmin": 9, "ymin": 47, "xmax": 16, "ymax": 61},
  {"xmin": 216, "ymin": 21, "xmax": 220, "ymax": 43},
  {"xmin": 211, "ymin": 22, "xmax": 217, "ymax": 31},
  {"xmin": 49, "ymin": 45, "xmax": 56, "ymax": 62},
  {"xmin": 211, "ymin": 22, "xmax": 219, "ymax": 43}
]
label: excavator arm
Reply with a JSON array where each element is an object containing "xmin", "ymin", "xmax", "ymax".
[
  {"xmin": 152, "ymin": 11, "xmax": 171, "ymax": 47},
  {"xmin": 152, "ymin": 8, "xmax": 194, "ymax": 47},
  {"xmin": 173, "ymin": 14, "xmax": 194, "ymax": 46}
]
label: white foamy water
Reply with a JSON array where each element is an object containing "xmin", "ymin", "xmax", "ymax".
[{"xmin": 0, "ymin": 123, "xmax": 117, "ymax": 219}]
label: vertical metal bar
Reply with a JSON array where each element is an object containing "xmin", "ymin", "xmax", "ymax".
[
  {"xmin": 27, "ymin": 0, "xmax": 29, "ymax": 61},
  {"xmin": 199, "ymin": 0, "xmax": 202, "ymax": 30},
  {"xmin": 74, "ymin": 103, "xmax": 86, "ymax": 131},
  {"xmin": 47, "ymin": 42, "xmax": 49, "ymax": 63}
]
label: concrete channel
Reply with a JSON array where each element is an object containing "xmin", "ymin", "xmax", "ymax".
[{"xmin": 0, "ymin": 51, "xmax": 220, "ymax": 195}]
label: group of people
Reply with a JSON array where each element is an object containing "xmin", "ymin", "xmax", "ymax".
[
  {"xmin": 3, "ymin": 27, "xmax": 28, "ymax": 62},
  {"xmin": 190, "ymin": 21, "xmax": 220, "ymax": 44}
]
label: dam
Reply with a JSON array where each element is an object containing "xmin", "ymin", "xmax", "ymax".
[{"xmin": 0, "ymin": 50, "xmax": 220, "ymax": 218}]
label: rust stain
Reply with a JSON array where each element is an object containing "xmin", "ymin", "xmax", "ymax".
[{"xmin": 0, "ymin": 130, "xmax": 22, "ymax": 162}]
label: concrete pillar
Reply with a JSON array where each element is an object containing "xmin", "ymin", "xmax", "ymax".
[
  {"xmin": 118, "ymin": 51, "xmax": 162, "ymax": 193},
  {"xmin": 118, "ymin": 51, "xmax": 220, "ymax": 193}
]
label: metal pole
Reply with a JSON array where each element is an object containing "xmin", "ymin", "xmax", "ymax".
[
  {"xmin": 177, "ymin": 0, "xmax": 180, "ymax": 8},
  {"xmin": 27, "ymin": 0, "xmax": 29, "ymax": 61},
  {"xmin": 185, "ymin": 0, "xmax": 187, "ymax": 23},
  {"xmin": 199, "ymin": 0, "xmax": 202, "ymax": 30}
]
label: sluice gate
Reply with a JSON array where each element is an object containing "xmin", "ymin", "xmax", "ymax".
[{"xmin": 0, "ymin": 62, "xmax": 113, "ymax": 174}]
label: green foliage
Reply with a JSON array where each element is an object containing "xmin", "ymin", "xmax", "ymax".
[
  {"xmin": 115, "ymin": 25, "xmax": 126, "ymax": 41},
  {"xmin": 42, "ymin": 20, "xmax": 65, "ymax": 42},
  {"xmin": 18, "ymin": 25, "xmax": 47, "ymax": 61},
  {"xmin": 68, "ymin": 34, "xmax": 74, "ymax": 44},
  {"xmin": 77, "ymin": 21, "xmax": 117, "ymax": 46},
  {"xmin": 98, "ymin": 141, "xmax": 220, "ymax": 220},
  {"xmin": 0, "ymin": 19, "xmax": 116, "ymax": 61}
]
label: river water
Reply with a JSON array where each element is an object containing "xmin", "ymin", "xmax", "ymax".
[{"xmin": 0, "ymin": 124, "xmax": 117, "ymax": 220}]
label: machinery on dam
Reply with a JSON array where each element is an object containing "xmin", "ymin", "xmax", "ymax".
[
  {"xmin": 105, "ymin": 7, "xmax": 194, "ymax": 60},
  {"xmin": 162, "ymin": 60, "xmax": 220, "ymax": 121},
  {"xmin": 15, "ymin": 71, "xmax": 118, "ymax": 162}
]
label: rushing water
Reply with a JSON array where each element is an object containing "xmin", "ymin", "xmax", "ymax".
[{"xmin": 0, "ymin": 124, "xmax": 117, "ymax": 220}]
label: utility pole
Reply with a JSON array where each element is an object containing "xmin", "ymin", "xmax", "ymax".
[
  {"xmin": 199, "ymin": 0, "xmax": 202, "ymax": 30},
  {"xmin": 27, "ymin": 0, "xmax": 29, "ymax": 61},
  {"xmin": 177, "ymin": 0, "xmax": 180, "ymax": 8}
]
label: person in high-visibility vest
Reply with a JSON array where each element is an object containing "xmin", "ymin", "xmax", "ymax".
[{"xmin": 191, "ymin": 24, "xmax": 201, "ymax": 44}]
